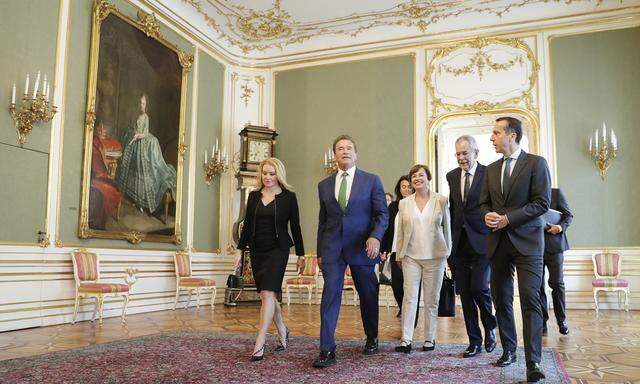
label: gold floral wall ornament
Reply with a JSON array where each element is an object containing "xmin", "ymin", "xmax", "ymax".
[
  {"xmin": 136, "ymin": 10, "xmax": 161, "ymax": 39},
  {"xmin": 438, "ymin": 51, "xmax": 525, "ymax": 81},
  {"xmin": 125, "ymin": 231, "xmax": 144, "ymax": 244},
  {"xmin": 178, "ymin": 51, "xmax": 194, "ymax": 71},
  {"xmin": 426, "ymin": 37, "xmax": 540, "ymax": 116},
  {"xmin": 182, "ymin": 0, "xmax": 606, "ymax": 54},
  {"xmin": 240, "ymin": 81, "xmax": 254, "ymax": 107},
  {"xmin": 94, "ymin": 0, "xmax": 114, "ymax": 23}
]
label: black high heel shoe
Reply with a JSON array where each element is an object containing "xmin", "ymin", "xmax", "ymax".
[
  {"xmin": 275, "ymin": 328, "xmax": 290, "ymax": 352},
  {"xmin": 251, "ymin": 344, "xmax": 265, "ymax": 361}
]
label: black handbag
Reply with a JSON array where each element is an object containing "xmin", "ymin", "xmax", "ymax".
[
  {"xmin": 438, "ymin": 270, "xmax": 455, "ymax": 317},
  {"xmin": 226, "ymin": 274, "xmax": 244, "ymax": 289}
]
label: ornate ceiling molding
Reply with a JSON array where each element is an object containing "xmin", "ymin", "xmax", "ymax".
[{"xmin": 181, "ymin": 0, "xmax": 610, "ymax": 54}]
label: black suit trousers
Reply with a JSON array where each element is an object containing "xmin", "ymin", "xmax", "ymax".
[
  {"xmin": 539, "ymin": 251, "xmax": 567, "ymax": 324},
  {"xmin": 491, "ymin": 231, "xmax": 544, "ymax": 364},
  {"xmin": 455, "ymin": 230, "xmax": 497, "ymax": 345}
]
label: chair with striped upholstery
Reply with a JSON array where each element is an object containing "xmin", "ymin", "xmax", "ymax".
[
  {"xmin": 173, "ymin": 251, "xmax": 217, "ymax": 310},
  {"xmin": 284, "ymin": 255, "xmax": 319, "ymax": 305},
  {"xmin": 343, "ymin": 265, "xmax": 358, "ymax": 306},
  {"xmin": 592, "ymin": 251, "xmax": 630, "ymax": 312},
  {"xmin": 71, "ymin": 249, "xmax": 131, "ymax": 325}
]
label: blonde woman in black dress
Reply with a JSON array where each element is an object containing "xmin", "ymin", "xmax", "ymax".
[{"xmin": 236, "ymin": 158, "xmax": 305, "ymax": 361}]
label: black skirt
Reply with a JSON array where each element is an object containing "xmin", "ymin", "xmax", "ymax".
[{"xmin": 249, "ymin": 247, "xmax": 288, "ymax": 293}]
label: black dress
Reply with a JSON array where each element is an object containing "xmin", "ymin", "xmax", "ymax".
[
  {"xmin": 250, "ymin": 201, "xmax": 288, "ymax": 292},
  {"xmin": 237, "ymin": 189, "xmax": 305, "ymax": 293}
]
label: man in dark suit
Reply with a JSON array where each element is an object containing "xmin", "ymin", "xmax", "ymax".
[
  {"xmin": 446, "ymin": 135, "xmax": 497, "ymax": 358},
  {"xmin": 313, "ymin": 135, "xmax": 388, "ymax": 368},
  {"xmin": 479, "ymin": 117, "xmax": 551, "ymax": 383},
  {"xmin": 540, "ymin": 187, "xmax": 573, "ymax": 335}
]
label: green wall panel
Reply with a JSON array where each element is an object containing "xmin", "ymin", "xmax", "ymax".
[
  {"xmin": 0, "ymin": 147, "xmax": 49, "ymax": 243},
  {"xmin": 0, "ymin": 0, "xmax": 60, "ymax": 243},
  {"xmin": 552, "ymin": 27, "xmax": 640, "ymax": 247},
  {"xmin": 192, "ymin": 51, "xmax": 224, "ymax": 251},
  {"xmin": 275, "ymin": 55, "xmax": 415, "ymax": 252}
]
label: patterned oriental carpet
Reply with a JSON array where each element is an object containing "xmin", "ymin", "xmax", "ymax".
[{"xmin": 0, "ymin": 331, "xmax": 570, "ymax": 384}]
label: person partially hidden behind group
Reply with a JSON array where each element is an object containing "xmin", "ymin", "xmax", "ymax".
[
  {"xmin": 394, "ymin": 164, "xmax": 451, "ymax": 354},
  {"xmin": 381, "ymin": 175, "xmax": 416, "ymax": 319},
  {"xmin": 236, "ymin": 157, "xmax": 305, "ymax": 361}
]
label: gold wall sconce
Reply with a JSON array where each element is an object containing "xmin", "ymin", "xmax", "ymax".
[
  {"xmin": 588, "ymin": 122, "xmax": 618, "ymax": 180},
  {"xmin": 203, "ymin": 138, "xmax": 228, "ymax": 185},
  {"xmin": 8, "ymin": 71, "xmax": 57, "ymax": 146},
  {"xmin": 323, "ymin": 147, "xmax": 337, "ymax": 174}
]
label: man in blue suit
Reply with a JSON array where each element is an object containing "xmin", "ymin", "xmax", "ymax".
[{"xmin": 312, "ymin": 135, "xmax": 388, "ymax": 368}]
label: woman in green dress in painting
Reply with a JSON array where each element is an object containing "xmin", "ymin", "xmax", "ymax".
[{"xmin": 117, "ymin": 93, "xmax": 177, "ymax": 216}]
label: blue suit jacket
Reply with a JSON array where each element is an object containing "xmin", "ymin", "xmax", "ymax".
[{"xmin": 317, "ymin": 168, "xmax": 388, "ymax": 266}]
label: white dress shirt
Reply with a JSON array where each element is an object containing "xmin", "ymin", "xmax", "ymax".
[
  {"xmin": 500, "ymin": 147, "xmax": 522, "ymax": 192},
  {"xmin": 405, "ymin": 197, "xmax": 436, "ymax": 259},
  {"xmin": 334, "ymin": 165, "xmax": 356, "ymax": 205},
  {"xmin": 460, "ymin": 161, "xmax": 478, "ymax": 202}
]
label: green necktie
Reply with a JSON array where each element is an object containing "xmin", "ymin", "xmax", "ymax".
[{"xmin": 338, "ymin": 172, "xmax": 348, "ymax": 210}]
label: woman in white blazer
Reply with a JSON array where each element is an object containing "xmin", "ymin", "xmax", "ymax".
[{"xmin": 394, "ymin": 164, "xmax": 451, "ymax": 353}]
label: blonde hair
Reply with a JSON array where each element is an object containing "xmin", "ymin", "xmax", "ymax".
[{"xmin": 255, "ymin": 157, "xmax": 294, "ymax": 191}]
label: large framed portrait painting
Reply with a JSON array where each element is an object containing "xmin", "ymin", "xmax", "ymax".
[{"xmin": 78, "ymin": 0, "xmax": 192, "ymax": 244}]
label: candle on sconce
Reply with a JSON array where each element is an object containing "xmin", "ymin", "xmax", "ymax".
[
  {"xmin": 45, "ymin": 84, "xmax": 50, "ymax": 102},
  {"xmin": 204, "ymin": 150, "xmax": 208, "ymax": 164},
  {"xmin": 222, "ymin": 148, "xmax": 226, "ymax": 161},
  {"xmin": 33, "ymin": 71, "xmax": 41, "ymax": 100},
  {"xmin": 42, "ymin": 75, "xmax": 47, "ymax": 96},
  {"xmin": 215, "ymin": 139, "xmax": 219, "ymax": 155},
  {"xmin": 589, "ymin": 136, "xmax": 592, "ymax": 153},
  {"xmin": 602, "ymin": 122, "xmax": 607, "ymax": 143},
  {"xmin": 595, "ymin": 131, "xmax": 599, "ymax": 150},
  {"xmin": 611, "ymin": 130, "xmax": 618, "ymax": 150},
  {"xmin": 24, "ymin": 74, "xmax": 29, "ymax": 96},
  {"xmin": 11, "ymin": 83, "xmax": 16, "ymax": 104}
]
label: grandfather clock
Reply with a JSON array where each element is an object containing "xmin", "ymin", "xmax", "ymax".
[
  {"xmin": 233, "ymin": 124, "xmax": 278, "ymax": 243},
  {"xmin": 226, "ymin": 124, "xmax": 277, "ymax": 306}
]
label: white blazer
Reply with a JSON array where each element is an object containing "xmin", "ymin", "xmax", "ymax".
[{"xmin": 395, "ymin": 192, "xmax": 451, "ymax": 260}]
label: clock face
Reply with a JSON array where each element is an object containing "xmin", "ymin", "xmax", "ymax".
[{"xmin": 248, "ymin": 140, "xmax": 271, "ymax": 163}]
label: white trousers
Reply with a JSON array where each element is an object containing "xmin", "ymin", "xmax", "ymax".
[{"xmin": 401, "ymin": 256, "xmax": 446, "ymax": 343}]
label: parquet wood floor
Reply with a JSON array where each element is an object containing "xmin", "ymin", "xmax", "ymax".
[{"xmin": 0, "ymin": 305, "xmax": 638, "ymax": 383}]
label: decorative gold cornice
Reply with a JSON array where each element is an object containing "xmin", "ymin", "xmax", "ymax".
[
  {"xmin": 178, "ymin": 51, "xmax": 194, "ymax": 71},
  {"xmin": 178, "ymin": 143, "xmax": 188, "ymax": 157},
  {"xmin": 137, "ymin": 10, "xmax": 161, "ymax": 39},
  {"xmin": 182, "ymin": 0, "xmax": 608, "ymax": 54},
  {"xmin": 94, "ymin": 0, "xmax": 114, "ymax": 23}
]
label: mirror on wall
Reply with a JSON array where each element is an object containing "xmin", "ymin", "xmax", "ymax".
[{"xmin": 432, "ymin": 110, "xmax": 537, "ymax": 197}]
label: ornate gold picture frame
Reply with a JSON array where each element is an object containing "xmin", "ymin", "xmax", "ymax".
[{"xmin": 78, "ymin": 0, "xmax": 192, "ymax": 244}]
